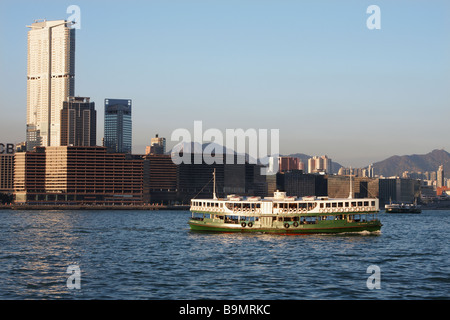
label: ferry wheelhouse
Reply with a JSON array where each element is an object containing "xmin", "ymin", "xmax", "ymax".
[{"xmin": 189, "ymin": 190, "xmax": 382, "ymax": 234}]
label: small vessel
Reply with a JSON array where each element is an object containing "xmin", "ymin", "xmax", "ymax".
[
  {"xmin": 188, "ymin": 170, "xmax": 382, "ymax": 234},
  {"xmin": 384, "ymin": 202, "xmax": 421, "ymax": 214}
]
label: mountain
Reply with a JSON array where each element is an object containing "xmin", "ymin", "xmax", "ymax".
[{"xmin": 372, "ymin": 149, "xmax": 450, "ymax": 178}]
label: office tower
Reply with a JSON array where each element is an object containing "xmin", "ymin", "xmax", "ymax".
[
  {"xmin": 104, "ymin": 99, "xmax": 132, "ymax": 153},
  {"xmin": 61, "ymin": 97, "xmax": 96, "ymax": 146},
  {"xmin": 145, "ymin": 134, "xmax": 166, "ymax": 155},
  {"xmin": 437, "ymin": 165, "xmax": 444, "ymax": 188},
  {"xmin": 26, "ymin": 20, "xmax": 75, "ymax": 150}
]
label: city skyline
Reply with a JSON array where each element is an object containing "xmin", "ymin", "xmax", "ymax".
[{"xmin": 1, "ymin": 0, "xmax": 449, "ymax": 167}]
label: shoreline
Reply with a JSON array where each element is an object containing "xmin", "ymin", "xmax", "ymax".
[{"xmin": 0, "ymin": 204, "xmax": 190, "ymax": 211}]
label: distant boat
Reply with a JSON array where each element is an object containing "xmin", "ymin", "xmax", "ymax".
[{"xmin": 385, "ymin": 202, "xmax": 421, "ymax": 214}]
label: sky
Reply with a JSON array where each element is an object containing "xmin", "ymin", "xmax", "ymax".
[{"xmin": 0, "ymin": 0, "xmax": 449, "ymax": 167}]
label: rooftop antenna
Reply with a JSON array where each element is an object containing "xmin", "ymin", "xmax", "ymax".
[{"xmin": 213, "ymin": 168, "xmax": 217, "ymax": 199}]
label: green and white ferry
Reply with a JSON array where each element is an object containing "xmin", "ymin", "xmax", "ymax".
[{"xmin": 188, "ymin": 190, "xmax": 382, "ymax": 235}]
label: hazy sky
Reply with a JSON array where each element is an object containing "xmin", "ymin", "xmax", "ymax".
[{"xmin": 1, "ymin": 0, "xmax": 449, "ymax": 167}]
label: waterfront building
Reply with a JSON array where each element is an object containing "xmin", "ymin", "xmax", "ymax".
[
  {"xmin": 14, "ymin": 146, "xmax": 143, "ymax": 204},
  {"xmin": 327, "ymin": 175, "xmax": 379, "ymax": 199},
  {"xmin": 378, "ymin": 178, "xmax": 420, "ymax": 206},
  {"xmin": 174, "ymin": 153, "xmax": 266, "ymax": 204},
  {"xmin": 0, "ymin": 153, "xmax": 15, "ymax": 193},
  {"xmin": 277, "ymin": 171, "xmax": 327, "ymax": 198},
  {"xmin": 104, "ymin": 99, "xmax": 132, "ymax": 153},
  {"xmin": 143, "ymin": 154, "xmax": 177, "ymax": 204},
  {"xmin": 14, "ymin": 148, "xmax": 46, "ymax": 202},
  {"xmin": 61, "ymin": 96, "xmax": 96, "ymax": 146},
  {"xmin": 26, "ymin": 20, "xmax": 75, "ymax": 150}
]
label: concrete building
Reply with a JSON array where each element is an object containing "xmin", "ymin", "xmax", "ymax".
[
  {"xmin": 278, "ymin": 156, "xmax": 303, "ymax": 172},
  {"xmin": 437, "ymin": 165, "xmax": 444, "ymax": 188},
  {"xmin": 61, "ymin": 96, "xmax": 96, "ymax": 146},
  {"xmin": 378, "ymin": 178, "xmax": 420, "ymax": 206},
  {"xmin": 308, "ymin": 155, "xmax": 332, "ymax": 174},
  {"xmin": 26, "ymin": 20, "xmax": 75, "ymax": 150},
  {"xmin": 145, "ymin": 134, "xmax": 166, "ymax": 155},
  {"xmin": 327, "ymin": 175, "xmax": 379, "ymax": 199},
  {"xmin": 143, "ymin": 154, "xmax": 177, "ymax": 204},
  {"xmin": 14, "ymin": 146, "xmax": 143, "ymax": 204},
  {"xmin": 0, "ymin": 153, "xmax": 15, "ymax": 193},
  {"xmin": 276, "ymin": 171, "xmax": 327, "ymax": 198}
]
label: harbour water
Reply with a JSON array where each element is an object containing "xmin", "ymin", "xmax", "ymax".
[{"xmin": 0, "ymin": 209, "xmax": 448, "ymax": 300}]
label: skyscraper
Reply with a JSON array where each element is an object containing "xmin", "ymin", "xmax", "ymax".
[
  {"xmin": 26, "ymin": 20, "xmax": 75, "ymax": 150},
  {"xmin": 61, "ymin": 96, "xmax": 96, "ymax": 146},
  {"xmin": 104, "ymin": 99, "xmax": 132, "ymax": 153},
  {"xmin": 437, "ymin": 165, "xmax": 444, "ymax": 188}
]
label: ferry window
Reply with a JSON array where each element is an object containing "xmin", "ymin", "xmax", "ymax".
[
  {"xmin": 320, "ymin": 203, "xmax": 324, "ymax": 208},
  {"xmin": 357, "ymin": 202, "xmax": 363, "ymax": 207},
  {"xmin": 345, "ymin": 202, "xmax": 349, "ymax": 207},
  {"xmin": 332, "ymin": 203, "xmax": 337, "ymax": 208},
  {"xmin": 364, "ymin": 201, "xmax": 369, "ymax": 206},
  {"xmin": 371, "ymin": 201, "xmax": 375, "ymax": 206},
  {"xmin": 351, "ymin": 202, "xmax": 357, "ymax": 207},
  {"xmin": 338, "ymin": 202, "xmax": 343, "ymax": 208},
  {"xmin": 326, "ymin": 203, "xmax": 331, "ymax": 208}
]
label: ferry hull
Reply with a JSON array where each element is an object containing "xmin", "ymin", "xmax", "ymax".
[{"xmin": 188, "ymin": 219, "xmax": 382, "ymax": 235}]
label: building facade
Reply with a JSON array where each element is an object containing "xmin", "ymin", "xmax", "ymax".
[
  {"xmin": 308, "ymin": 155, "xmax": 332, "ymax": 174},
  {"xmin": 437, "ymin": 165, "xmax": 444, "ymax": 188},
  {"xmin": 143, "ymin": 154, "xmax": 177, "ymax": 204},
  {"xmin": 0, "ymin": 154, "xmax": 15, "ymax": 193},
  {"xmin": 14, "ymin": 146, "xmax": 143, "ymax": 204},
  {"xmin": 26, "ymin": 20, "xmax": 75, "ymax": 150},
  {"xmin": 104, "ymin": 98, "xmax": 132, "ymax": 153},
  {"xmin": 278, "ymin": 156, "xmax": 303, "ymax": 172},
  {"xmin": 145, "ymin": 134, "xmax": 166, "ymax": 155},
  {"xmin": 61, "ymin": 96, "xmax": 96, "ymax": 146}
]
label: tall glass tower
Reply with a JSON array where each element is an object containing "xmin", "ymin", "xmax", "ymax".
[{"xmin": 104, "ymin": 99, "xmax": 132, "ymax": 153}]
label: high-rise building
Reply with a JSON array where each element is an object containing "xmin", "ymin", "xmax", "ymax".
[
  {"xmin": 437, "ymin": 165, "xmax": 444, "ymax": 188},
  {"xmin": 308, "ymin": 155, "xmax": 332, "ymax": 174},
  {"xmin": 26, "ymin": 20, "xmax": 75, "ymax": 150},
  {"xmin": 145, "ymin": 134, "xmax": 166, "ymax": 155},
  {"xmin": 278, "ymin": 156, "xmax": 303, "ymax": 172},
  {"xmin": 104, "ymin": 99, "xmax": 132, "ymax": 153},
  {"xmin": 61, "ymin": 96, "xmax": 96, "ymax": 146}
]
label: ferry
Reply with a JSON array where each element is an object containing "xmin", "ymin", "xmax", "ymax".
[
  {"xmin": 385, "ymin": 202, "xmax": 421, "ymax": 214},
  {"xmin": 188, "ymin": 171, "xmax": 382, "ymax": 234}
]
